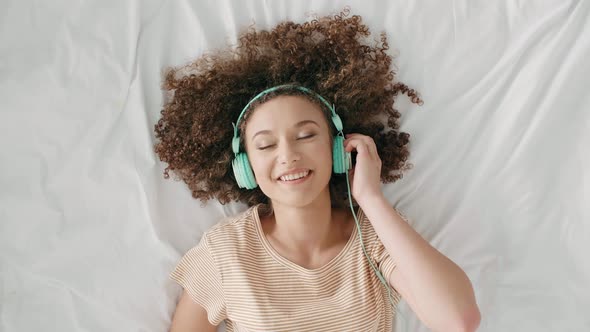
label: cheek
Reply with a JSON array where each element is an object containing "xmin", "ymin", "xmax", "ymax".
[
  {"xmin": 248, "ymin": 154, "xmax": 271, "ymax": 178},
  {"xmin": 312, "ymin": 149, "xmax": 335, "ymax": 186},
  {"xmin": 316, "ymin": 138, "xmax": 334, "ymax": 159}
]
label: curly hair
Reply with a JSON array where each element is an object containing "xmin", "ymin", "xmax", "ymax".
[{"xmin": 154, "ymin": 8, "xmax": 422, "ymax": 211}]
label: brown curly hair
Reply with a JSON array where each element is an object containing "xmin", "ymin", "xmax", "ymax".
[{"xmin": 154, "ymin": 8, "xmax": 422, "ymax": 211}]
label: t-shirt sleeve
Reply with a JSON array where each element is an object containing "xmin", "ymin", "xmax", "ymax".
[
  {"xmin": 170, "ymin": 235, "xmax": 227, "ymax": 325},
  {"xmin": 369, "ymin": 208, "xmax": 411, "ymax": 287}
]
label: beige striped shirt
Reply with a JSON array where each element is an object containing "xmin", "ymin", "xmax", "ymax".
[{"xmin": 171, "ymin": 203, "xmax": 404, "ymax": 331}]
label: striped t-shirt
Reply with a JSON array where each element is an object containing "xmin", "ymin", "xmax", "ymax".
[{"xmin": 170, "ymin": 203, "xmax": 405, "ymax": 332}]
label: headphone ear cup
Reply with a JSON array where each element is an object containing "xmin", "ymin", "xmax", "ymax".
[
  {"xmin": 332, "ymin": 136, "xmax": 351, "ymax": 174},
  {"xmin": 232, "ymin": 152, "xmax": 258, "ymax": 189}
]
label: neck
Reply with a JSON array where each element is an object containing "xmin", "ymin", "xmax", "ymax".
[{"xmin": 269, "ymin": 190, "xmax": 344, "ymax": 253}]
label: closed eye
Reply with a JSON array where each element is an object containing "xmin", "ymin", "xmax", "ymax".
[{"xmin": 257, "ymin": 135, "xmax": 315, "ymax": 150}]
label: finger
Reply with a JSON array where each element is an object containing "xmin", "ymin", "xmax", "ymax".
[
  {"xmin": 369, "ymin": 141, "xmax": 379, "ymax": 161},
  {"xmin": 345, "ymin": 139, "xmax": 368, "ymax": 155},
  {"xmin": 360, "ymin": 136, "xmax": 379, "ymax": 160},
  {"xmin": 345, "ymin": 135, "xmax": 377, "ymax": 159},
  {"xmin": 366, "ymin": 139, "xmax": 380, "ymax": 161},
  {"xmin": 346, "ymin": 134, "xmax": 374, "ymax": 153}
]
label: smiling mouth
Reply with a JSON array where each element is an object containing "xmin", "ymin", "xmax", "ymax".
[{"xmin": 277, "ymin": 170, "xmax": 312, "ymax": 183}]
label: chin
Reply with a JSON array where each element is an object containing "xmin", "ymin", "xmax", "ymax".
[{"xmin": 263, "ymin": 188, "xmax": 332, "ymax": 209}]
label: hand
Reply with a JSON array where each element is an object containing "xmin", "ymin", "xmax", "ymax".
[{"xmin": 343, "ymin": 133, "xmax": 384, "ymax": 205}]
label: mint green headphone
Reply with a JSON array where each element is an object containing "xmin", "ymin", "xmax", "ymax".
[{"xmin": 231, "ymin": 84, "xmax": 351, "ymax": 189}]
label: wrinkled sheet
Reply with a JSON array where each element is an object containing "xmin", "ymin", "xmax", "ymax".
[{"xmin": 1, "ymin": 0, "xmax": 589, "ymax": 331}]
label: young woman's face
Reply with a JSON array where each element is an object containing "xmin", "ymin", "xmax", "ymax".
[{"xmin": 244, "ymin": 95, "xmax": 333, "ymax": 208}]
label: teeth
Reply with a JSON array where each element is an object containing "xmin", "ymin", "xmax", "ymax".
[{"xmin": 280, "ymin": 170, "xmax": 310, "ymax": 181}]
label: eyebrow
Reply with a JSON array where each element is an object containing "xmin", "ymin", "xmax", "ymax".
[{"xmin": 251, "ymin": 120, "xmax": 320, "ymax": 140}]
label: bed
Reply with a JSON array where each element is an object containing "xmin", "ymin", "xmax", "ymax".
[{"xmin": 1, "ymin": 0, "xmax": 588, "ymax": 331}]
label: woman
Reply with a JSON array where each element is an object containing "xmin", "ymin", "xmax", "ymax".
[{"xmin": 155, "ymin": 8, "xmax": 480, "ymax": 332}]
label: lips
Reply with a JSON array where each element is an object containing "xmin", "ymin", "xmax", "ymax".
[
  {"xmin": 278, "ymin": 170, "xmax": 311, "ymax": 182},
  {"xmin": 277, "ymin": 170, "xmax": 313, "ymax": 184},
  {"xmin": 276, "ymin": 168, "xmax": 311, "ymax": 181}
]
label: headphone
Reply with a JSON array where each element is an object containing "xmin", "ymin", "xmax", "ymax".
[
  {"xmin": 231, "ymin": 84, "xmax": 351, "ymax": 189},
  {"xmin": 230, "ymin": 84, "xmax": 399, "ymax": 312}
]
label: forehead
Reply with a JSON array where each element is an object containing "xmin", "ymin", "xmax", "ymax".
[{"xmin": 245, "ymin": 95, "xmax": 327, "ymax": 135}]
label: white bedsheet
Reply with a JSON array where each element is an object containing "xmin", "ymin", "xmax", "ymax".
[{"xmin": 1, "ymin": 0, "xmax": 589, "ymax": 331}]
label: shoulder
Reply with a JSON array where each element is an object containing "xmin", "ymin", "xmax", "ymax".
[
  {"xmin": 205, "ymin": 204, "xmax": 258, "ymax": 236},
  {"xmin": 201, "ymin": 204, "xmax": 261, "ymax": 253}
]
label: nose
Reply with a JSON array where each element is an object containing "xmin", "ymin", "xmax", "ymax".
[{"xmin": 277, "ymin": 141, "xmax": 301, "ymax": 165}]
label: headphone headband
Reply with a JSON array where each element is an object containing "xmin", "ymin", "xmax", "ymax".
[{"xmin": 231, "ymin": 84, "xmax": 342, "ymax": 155}]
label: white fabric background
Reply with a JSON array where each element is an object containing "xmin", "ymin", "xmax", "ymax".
[{"xmin": 1, "ymin": 0, "xmax": 589, "ymax": 331}]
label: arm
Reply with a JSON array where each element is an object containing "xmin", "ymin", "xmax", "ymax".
[
  {"xmin": 361, "ymin": 195, "xmax": 481, "ymax": 332},
  {"xmin": 169, "ymin": 290, "xmax": 217, "ymax": 332},
  {"xmin": 343, "ymin": 133, "xmax": 480, "ymax": 331}
]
